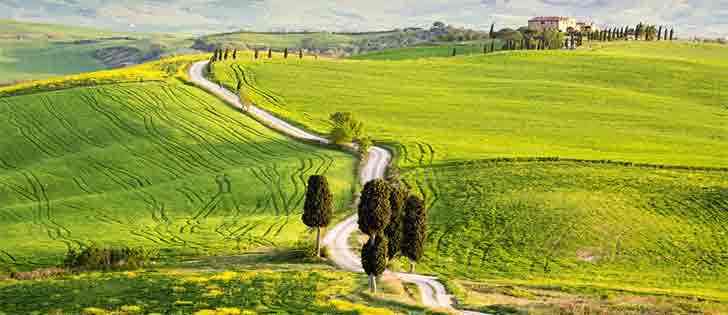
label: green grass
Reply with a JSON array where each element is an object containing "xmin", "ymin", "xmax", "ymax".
[
  {"xmin": 349, "ymin": 41, "xmax": 502, "ymax": 60},
  {"xmin": 0, "ymin": 267, "xmax": 425, "ymax": 314},
  {"xmin": 210, "ymin": 41, "xmax": 728, "ymax": 308},
  {"xmin": 400, "ymin": 161, "xmax": 727, "ymax": 300},
  {"xmin": 0, "ymin": 70, "xmax": 356, "ymax": 269},
  {"xmin": 213, "ymin": 41, "xmax": 728, "ymax": 168}
]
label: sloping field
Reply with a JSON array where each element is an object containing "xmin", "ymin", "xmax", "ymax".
[
  {"xmin": 211, "ymin": 42, "xmax": 728, "ymax": 306},
  {"xmin": 0, "ymin": 70, "xmax": 355, "ymax": 268},
  {"xmin": 213, "ymin": 41, "xmax": 728, "ymax": 168},
  {"xmin": 197, "ymin": 31, "xmax": 397, "ymax": 51}
]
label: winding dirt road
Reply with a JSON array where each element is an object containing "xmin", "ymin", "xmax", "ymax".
[{"xmin": 189, "ymin": 60, "xmax": 486, "ymax": 315}]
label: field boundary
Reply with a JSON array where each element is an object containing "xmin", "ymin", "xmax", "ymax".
[{"xmin": 402, "ymin": 156, "xmax": 728, "ymax": 172}]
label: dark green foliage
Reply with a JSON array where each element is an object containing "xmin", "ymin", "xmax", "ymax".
[
  {"xmin": 402, "ymin": 195, "xmax": 427, "ymax": 263},
  {"xmin": 658, "ymin": 26, "xmax": 663, "ymax": 40},
  {"xmin": 224, "ymin": 48, "xmax": 229, "ymax": 60},
  {"xmin": 361, "ymin": 235, "xmax": 388, "ymax": 277},
  {"xmin": 299, "ymin": 49, "xmax": 304, "ymax": 59},
  {"xmin": 489, "ymin": 23, "xmax": 495, "ymax": 38},
  {"xmin": 358, "ymin": 179, "xmax": 392, "ymax": 236},
  {"xmin": 284, "ymin": 48, "xmax": 289, "ymax": 59},
  {"xmin": 64, "ymin": 245, "xmax": 158, "ymax": 271},
  {"xmin": 233, "ymin": 49, "xmax": 238, "ymax": 59},
  {"xmin": 268, "ymin": 48, "xmax": 272, "ymax": 58},
  {"xmin": 254, "ymin": 48, "xmax": 259, "ymax": 59},
  {"xmin": 670, "ymin": 29, "xmax": 675, "ymax": 41},
  {"xmin": 452, "ymin": 47, "xmax": 456, "ymax": 56},
  {"xmin": 384, "ymin": 184, "xmax": 407, "ymax": 259},
  {"xmin": 302, "ymin": 175, "xmax": 333, "ymax": 228}
]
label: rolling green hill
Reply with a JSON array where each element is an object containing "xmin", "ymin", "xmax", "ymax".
[
  {"xmin": 0, "ymin": 57, "xmax": 356, "ymax": 268},
  {"xmin": 211, "ymin": 41, "xmax": 728, "ymax": 311},
  {"xmin": 0, "ymin": 20, "xmax": 194, "ymax": 85},
  {"xmin": 349, "ymin": 41, "xmax": 502, "ymax": 60}
]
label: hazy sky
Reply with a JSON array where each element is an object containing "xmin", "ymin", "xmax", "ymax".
[{"xmin": 1, "ymin": 0, "xmax": 727, "ymax": 37}]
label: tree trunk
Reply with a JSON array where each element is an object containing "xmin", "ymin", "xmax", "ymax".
[
  {"xmin": 369, "ymin": 274, "xmax": 377, "ymax": 293},
  {"xmin": 316, "ymin": 227, "xmax": 322, "ymax": 257},
  {"xmin": 410, "ymin": 261, "xmax": 416, "ymax": 273}
]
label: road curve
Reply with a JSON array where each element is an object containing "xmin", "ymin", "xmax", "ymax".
[{"xmin": 189, "ymin": 60, "xmax": 486, "ymax": 315}]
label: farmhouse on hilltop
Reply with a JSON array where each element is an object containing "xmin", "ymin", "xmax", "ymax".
[{"xmin": 528, "ymin": 16, "xmax": 598, "ymax": 33}]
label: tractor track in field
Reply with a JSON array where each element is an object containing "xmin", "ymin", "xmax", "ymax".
[{"xmin": 190, "ymin": 60, "xmax": 488, "ymax": 314}]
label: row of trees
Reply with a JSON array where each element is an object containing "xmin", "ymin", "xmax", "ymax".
[
  {"xmin": 588, "ymin": 23, "xmax": 676, "ymax": 42},
  {"xmin": 302, "ymin": 168, "xmax": 428, "ymax": 293},
  {"xmin": 209, "ymin": 47, "xmax": 308, "ymax": 65}
]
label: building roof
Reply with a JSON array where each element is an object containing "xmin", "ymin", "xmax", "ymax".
[{"xmin": 529, "ymin": 16, "xmax": 571, "ymax": 22}]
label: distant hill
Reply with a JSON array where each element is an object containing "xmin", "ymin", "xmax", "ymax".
[{"xmin": 0, "ymin": 20, "xmax": 194, "ymax": 84}]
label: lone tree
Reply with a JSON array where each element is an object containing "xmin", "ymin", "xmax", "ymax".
[
  {"xmin": 669, "ymin": 28, "xmax": 675, "ymax": 41},
  {"xmin": 284, "ymin": 48, "xmax": 289, "ymax": 59},
  {"xmin": 402, "ymin": 195, "xmax": 427, "ymax": 273},
  {"xmin": 358, "ymin": 178, "xmax": 391, "ymax": 292},
  {"xmin": 383, "ymin": 183, "xmax": 407, "ymax": 259},
  {"xmin": 302, "ymin": 175, "xmax": 333, "ymax": 257},
  {"xmin": 489, "ymin": 23, "xmax": 495, "ymax": 38},
  {"xmin": 299, "ymin": 49, "xmax": 304, "ymax": 59},
  {"xmin": 361, "ymin": 235, "xmax": 388, "ymax": 293},
  {"xmin": 268, "ymin": 48, "xmax": 273, "ymax": 59},
  {"xmin": 254, "ymin": 48, "xmax": 259, "ymax": 59}
]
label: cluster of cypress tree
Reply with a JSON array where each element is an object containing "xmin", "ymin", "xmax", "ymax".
[
  {"xmin": 589, "ymin": 23, "xmax": 676, "ymax": 42},
  {"xmin": 357, "ymin": 179, "xmax": 428, "ymax": 293}
]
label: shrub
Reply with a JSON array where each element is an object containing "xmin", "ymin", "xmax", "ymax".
[
  {"xmin": 329, "ymin": 112, "xmax": 364, "ymax": 144},
  {"xmin": 64, "ymin": 245, "xmax": 158, "ymax": 271}
]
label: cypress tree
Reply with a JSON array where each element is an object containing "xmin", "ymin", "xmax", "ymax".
[
  {"xmin": 302, "ymin": 175, "xmax": 333, "ymax": 257},
  {"xmin": 254, "ymin": 48, "xmax": 259, "ymax": 59},
  {"xmin": 224, "ymin": 48, "xmax": 229, "ymax": 60},
  {"xmin": 657, "ymin": 26, "xmax": 663, "ymax": 40},
  {"xmin": 233, "ymin": 49, "xmax": 237, "ymax": 59},
  {"xmin": 358, "ymin": 179, "xmax": 392, "ymax": 239},
  {"xmin": 299, "ymin": 49, "xmax": 303, "ymax": 59},
  {"xmin": 284, "ymin": 48, "xmax": 289, "ymax": 59},
  {"xmin": 268, "ymin": 48, "xmax": 272, "ymax": 59},
  {"xmin": 490, "ymin": 40, "xmax": 495, "ymax": 53},
  {"xmin": 669, "ymin": 28, "xmax": 675, "ymax": 41},
  {"xmin": 489, "ymin": 23, "xmax": 495, "ymax": 38},
  {"xmin": 452, "ymin": 47, "xmax": 457, "ymax": 56},
  {"xmin": 383, "ymin": 184, "xmax": 407, "ymax": 259},
  {"xmin": 361, "ymin": 235, "xmax": 388, "ymax": 293},
  {"xmin": 402, "ymin": 195, "xmax": 427, "ymax": 273}
]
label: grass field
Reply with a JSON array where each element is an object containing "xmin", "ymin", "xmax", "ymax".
[
  {"xmin": 349, "ymin": 41, "xmax": 502, "ymax": 60},
  {"xmin": 0, "ymin": 266, "xmax": 434, "ymax": 314},
  {"xmin": 211, "ymin": 41, "xmax": 728, "ymax": 310},
  {"xmin": 0, "ymin": 60, "xmax": 356, "ymax": 269},
  {"xmin": 213, "ymin": 41, "xmax": 728, "ymax": 168}
]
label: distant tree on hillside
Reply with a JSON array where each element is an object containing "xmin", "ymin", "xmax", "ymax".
[
  {"xmin": 224, "ymin": 48, "xmax": 229, "ymax": 60},
  {"xmin": 452, "ymin": 47, "xmax": 457, "ymax": 56},
  {"xmin": 302, "ymin": 175, "xmax": 333, "ymax": 258},
  {"xmin": 402, "ymin": 195, "xmax": 427, "ymax": 273},
  {"xmin": 489, "ymin": 23, "xmax": 495, "ymax": 38},
  {"xmin": 254, "ymin": 48, "xmax": 259, "ymax": 59},
  {"xmin": 543, "ymin": 29, "xmax": 565, "ymax": 49},
  {"xmin": 669, "ymin": 28, "xmax": 675, "ymax": 40},
  {"xmin": 657, "ymin": 26, "xmax": 663, "ymax": 40},
  {"xmin": 268, "ymin": 48, "xmax": 272, "ymax": 58},
  {"xmin": 233, "ymin": 49, "xmax": 237, "ymax": 59},
  {"xmin": 299, "ymin": 49, "xmax": 303, "ymax": 59}
]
